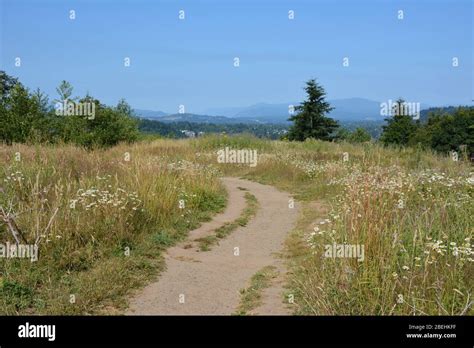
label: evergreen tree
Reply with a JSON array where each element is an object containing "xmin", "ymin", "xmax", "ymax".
[
  {"xmin": 288, "ymin": 79, "xmax": 338, "ymax": 141},
  {"xmin": 55, "ymin": 80, "xmax": 74, "ymax": 102},
  {"xmin": 380, "ymin": 98, "xmax": 418, "ymax": 146}
]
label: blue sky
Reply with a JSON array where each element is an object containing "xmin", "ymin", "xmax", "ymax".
[{"xmin": 0, "ymin": 0, "xmax": 472, "ymax": 113}]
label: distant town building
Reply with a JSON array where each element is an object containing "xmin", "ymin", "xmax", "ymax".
[{"xmin": 181, "ymin": 130, "xmax": 196, "ymax": 138}]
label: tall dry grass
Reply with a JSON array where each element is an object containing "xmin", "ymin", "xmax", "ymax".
[
  {"xmin": 0, "ymin": 140, "xmax": 225, "ymax": 314},
  {"xmin": 191, "ymin": 136, "xmax": 473, "ymax": 315}
]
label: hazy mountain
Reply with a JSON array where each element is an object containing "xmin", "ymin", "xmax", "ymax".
[
  {"xmin": 204, "ymin": 103, "xmax": 293, "ymax": 123},
  {"xmin": 134, "ymin": 109, "xmax": 169, "ymax": 119},
  {"xmin": 151, "ymin": 113, "xmax": 262, "ymax": 125},
  {"xmin": 204, "ymin": 106, "xmax": 248, "ymax": 117},
  {"xmin": 330, "ymin": 98, "xmax": 384, "ymax": 121},
  {"xmin": 234, "ymin": 102, "xmax": 295, "ymax": 120},
  {"xmin": 136, "ymin": 98, "xmax": 434, "ymax": 125},
  {"xmin": 204, "ymin": 98, "xmax": 385, "ymax": 123}
]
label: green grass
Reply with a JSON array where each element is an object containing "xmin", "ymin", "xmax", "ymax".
[
  {"xmin": 196, "ymin": 192, "xmax": 258, "ymax": 251},
  {"xmin": 235, "ymin": 265, "xmax": 278, "ymax": 315}
]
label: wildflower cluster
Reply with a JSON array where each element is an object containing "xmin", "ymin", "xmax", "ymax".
[
  {"xmin": 70, "ymin": 186, "xmax": 142, "ymax": 212},
  {"xmin": 3, "ymin": 171, "xmax": 25, "ymax": 184}
]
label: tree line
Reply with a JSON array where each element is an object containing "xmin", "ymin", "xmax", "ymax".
[
  {"xmin": 1, "ymin": 71, "xmax": 472, "ymax": 157},
  {"xmin": 138, "ymin": 119, "xmax": 288, "ymax": 139},
  {"xmin": 287, "ymin": 79, "xmax": 473, "ymax": 157},
  {"xmin": 0, "ymin": 71, "xmax": 138, "ymax": 148}
]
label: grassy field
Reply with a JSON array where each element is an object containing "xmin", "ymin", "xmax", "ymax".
[
  {"xmin": 0, "ymin": 140, "xmax": 226, "ymax": 314},
  {"xmin": 0, "ymin": 135, "xmax": 472, "ymax": 315},
  {"xmin": 199, "ymin": 135, "xmax": 473, "ymax": 315}
]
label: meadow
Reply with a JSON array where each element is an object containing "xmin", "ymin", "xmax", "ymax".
[
  {"xmin": 0, "ymin": 135, "xmax": 472, "ymax": 315},
  {"xmin": 0, "ymin": 140, "xmax": 226, "ymax": 314}
]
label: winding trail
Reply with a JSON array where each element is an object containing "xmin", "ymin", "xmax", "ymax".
[{"xmin": 126, "ymin": 177, "xmax": 298, "ymax": 315}]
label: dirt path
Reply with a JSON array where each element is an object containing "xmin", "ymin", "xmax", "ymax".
[{"xmin": 126, "ymin": 177, "xmax": 298, "ymax": 315}]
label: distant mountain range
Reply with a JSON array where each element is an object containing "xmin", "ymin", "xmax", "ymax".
[
  {"xmin": 135, "ymin": 98, "xmax": 436, "ymax": 124},
  {"xmin": 134, "ymin": 109, "xmax": 169, "ymax": 119},
  {"xmin": 204, "ymin": 98, "xmax": 394, "ymax": 123},
  {"xmin": 143, "ymin": 113, "xmax": 263, "ymax": 125}
]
